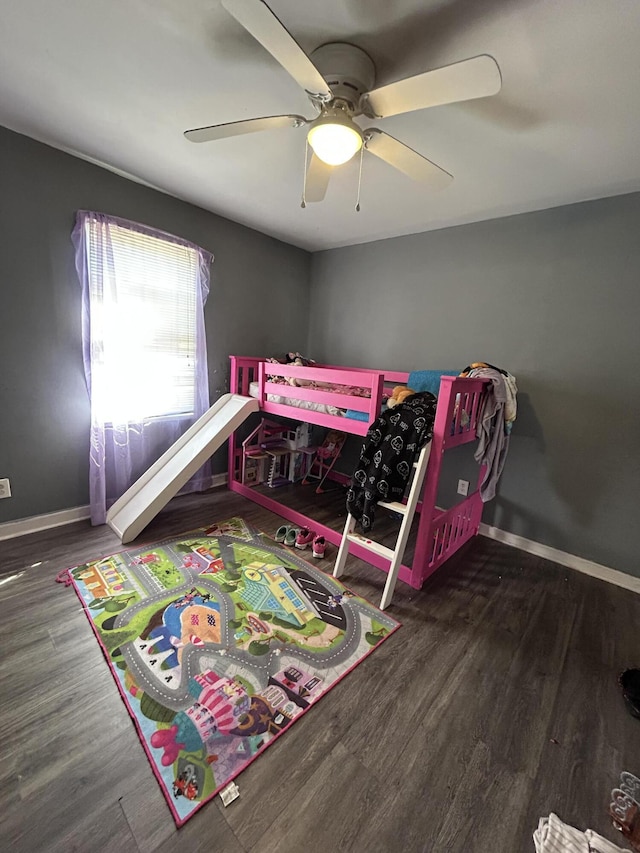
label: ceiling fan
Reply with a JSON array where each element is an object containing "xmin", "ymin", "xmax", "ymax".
[{"xmin": 184, "ymin": 0, "xmax": 502, "ymax": 204}]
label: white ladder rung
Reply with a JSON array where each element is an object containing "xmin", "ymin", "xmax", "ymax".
[
  {"xmin": 346, "ymin": 532, "xmax": 395, "ymax": 560},
  {"xmin": 332, "ymin": 441, "xmax": 433, "ymax": 611},
  {"xmin": 378, "ymin": 500, "xmax": 408, "ymax": 515},
  {"xmin": 378, "ymin": 461, "xmax": 420, "ymax": 514}
]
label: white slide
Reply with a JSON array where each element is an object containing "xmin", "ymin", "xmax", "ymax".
[{"xmin": 107, "ymin": 394, "xmax": 259, "ymax": 543}]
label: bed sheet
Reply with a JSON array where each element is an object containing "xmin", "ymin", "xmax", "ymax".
[{"xmin": 249, "ymin": 381, "xmax": 346, "ymax": 417}]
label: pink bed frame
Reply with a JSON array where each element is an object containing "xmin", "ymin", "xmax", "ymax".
[{"xmin": 228, "ymin": 356, "xmax": 490, "ymax": 592}]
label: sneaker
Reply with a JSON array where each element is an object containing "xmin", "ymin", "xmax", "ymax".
[
  {"xmin": 284, "ymin": 527, "xmax": 300, "ymax": 547},
  {"xmin": 312, "ymin": 536, "xmax": 326, "ymax": 559},
  {"xmin": 275, "ymin": 524, "xmax": 290, "ymax": 543},
  {"xmin": 295, "ymin": 527, "xmax": 315, "ymax": 549}
]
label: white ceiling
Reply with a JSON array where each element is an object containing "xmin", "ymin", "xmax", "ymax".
[{"xmin": 1, "ymin": 0, "xmax": 640, "ymax": 251}]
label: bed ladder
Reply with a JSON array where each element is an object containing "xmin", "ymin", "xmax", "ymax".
[{"xmin": 332, "ymin": 441, "xmax": 432, "ymax": 610}]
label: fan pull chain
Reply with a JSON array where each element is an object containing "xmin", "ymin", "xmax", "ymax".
[
  {"xmin": 301, "ymin": 139, "xmax": 309, "ymax": 208},
  {"xmin": 355, "ymin": 144, "xmax": 364, "ymax": 212}
]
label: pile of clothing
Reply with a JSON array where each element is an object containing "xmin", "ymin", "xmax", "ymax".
[
  {"xmin": 534, "ymin": 813, "xmax": 630, "ymax": 852},
  {"xmin": 459, "ymin": 361, "xmax": 518, "ymax": 502},
  {"xmin": 346, "ymin": 360, "xmax": 518, "ymax": 531}
]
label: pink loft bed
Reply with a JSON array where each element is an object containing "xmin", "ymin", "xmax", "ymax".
[{"xmin": 228, "ymin": 356, "xmax": 490, "ymax": 592}]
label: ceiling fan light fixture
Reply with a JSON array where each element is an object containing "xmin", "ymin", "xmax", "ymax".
[{"xmin": 307, "ymin": 110, "xmax": 363, "ymax": 166}]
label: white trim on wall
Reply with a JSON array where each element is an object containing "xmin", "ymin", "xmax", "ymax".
[
  {"xmin": 0, "ymin": 473, "xmax": 228, "ymax": 542},
  {"xmin": 0, "ymin": 505, "xmax": 91, "ymax": 542},
  {"xmin": 479, "ymin": 522, "xmax": 640, "ymax": 595},
  {"xmin": 1, "ymin": 484, "xmax": 637, "ymax": 596}
]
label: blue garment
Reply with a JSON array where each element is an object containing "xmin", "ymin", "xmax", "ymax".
[
  {"xmin": 345, "ymin": 409, "xmax": 367, "ymax": 421},
  {"xmin": 345, "ymin": 407, "xmax": 383, "ymax": 422},
  {"xmin": 407, "ymin": 370, "xmax": 457, "ymax": 397},
  {"xmin": 346, "ymin": 370, "xmax": 456, "ymax": 420}
]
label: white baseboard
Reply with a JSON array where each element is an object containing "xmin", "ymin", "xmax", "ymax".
[
  {"xmin": 199, "ymin": 472, "xmax": 228, "ymax": 491},
  {"xmin": 0, "ymin": 472, "xmax": 228, "ymax": 543},
  {"xmin": 479, "ymin": 522, "xmax": 640, "ymax": 595},
  {"xmin": 2, "ymin": 482, "xmax": 636, "ymax": 596},
  {"xmin": 0, "ymin": 505, "xmax": 91, "ymax": 542}
]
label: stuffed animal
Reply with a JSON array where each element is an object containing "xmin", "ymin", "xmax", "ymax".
[
  {"xmin": 285, "ymin": 351, "xmax": 315, "ymax": 367},
  {"xmin": 386, "ymin": 385, "xmax": 416, "ymax": 408},
  {"xmin": 284, "ymin": 352, "xmax": 315, "ymax": 385}
]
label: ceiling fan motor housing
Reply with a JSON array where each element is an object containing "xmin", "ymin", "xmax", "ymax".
[{"xmin": 309, "ymin": 42, "xmax": 376, "ymax": 111}]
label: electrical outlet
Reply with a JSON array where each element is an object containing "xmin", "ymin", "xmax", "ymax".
[
  {"xmin": 457, "ymin": 479, "xmax": 469, "ymax": 496},
  {"xmin": 0, "ymin": 478, "xmax": 11, "ymax": 499}
]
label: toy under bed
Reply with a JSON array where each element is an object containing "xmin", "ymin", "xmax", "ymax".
[{"xmin": 229, "ymin": 356, "xmax": 491, "ymax": 595}]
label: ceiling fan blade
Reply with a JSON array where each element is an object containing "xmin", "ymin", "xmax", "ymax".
[
  {"xmin": 362, "ymin": 55, "xmax": 501, "ymax": 118},
  {"xmin": 184, "ymin": 114, "xmax": 308, "ymax": 143},
  {"xmin": 364, "ymin": 129, "xmax": 452, "ymax": 189},
  {"xmin": 221, "ymin": 0, "xmax": 332, "ymax": 100},
  {"xmin": 304, "ymin": 153, "xmax": 333, "ymax": 203}
]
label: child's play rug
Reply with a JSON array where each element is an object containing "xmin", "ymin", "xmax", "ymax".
[{"xmin": 62, "ymin": 517, "xmax": 400, "ymax": 826}]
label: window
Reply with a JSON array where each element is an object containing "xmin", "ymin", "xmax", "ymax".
[
  {"xmin": 84, "ymin": 216, "xmax": 202, "ymax": 423},
  {"xmin": 74, "ymin": 210, "xmax": 212, "ymax": 524}
]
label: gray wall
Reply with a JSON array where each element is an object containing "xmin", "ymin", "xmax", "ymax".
[
  {"xmin": 3, "ymin": 121, "xmax": 639, "ymax": 577},
  {"xmin": 309, "ymin": 194, "xmax": 640, "ymax": 576},
  {"xmin": 0, "ymin": 125, "xmax": 310, "ymax": 523}
]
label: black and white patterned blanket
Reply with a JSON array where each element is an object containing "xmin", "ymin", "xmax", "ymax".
[{"xmin": 346, "ymin": 392, "xmax": 437, "ymax": 532}]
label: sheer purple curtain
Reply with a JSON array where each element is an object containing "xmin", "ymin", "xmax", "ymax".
[{"xmin": 72, "ymin": 211, "xmax": 213, "ymax": 526}]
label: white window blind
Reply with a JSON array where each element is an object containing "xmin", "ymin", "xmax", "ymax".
[{"xmin": 85, "ymin": 218, "xmax": 200, "ymax": 423}]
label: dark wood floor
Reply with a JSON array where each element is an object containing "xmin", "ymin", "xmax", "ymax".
[{"xmin": 1, "ymin": 486, "xmax": 638, "ymax": 853}]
